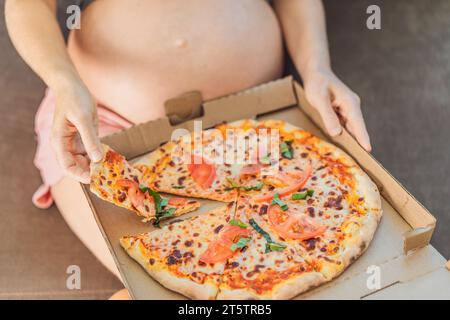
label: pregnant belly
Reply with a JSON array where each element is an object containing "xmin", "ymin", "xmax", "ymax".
[{"xmin": 68, "ymin": 0, "xmax": 284, "ymax": 123}]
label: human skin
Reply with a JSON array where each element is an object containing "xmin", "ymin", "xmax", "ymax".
[{"xmin": 5, "ymin": 0, "xmax": 371, "ymax": 299}]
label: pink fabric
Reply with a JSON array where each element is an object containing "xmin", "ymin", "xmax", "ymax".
[{"xmin": 33, "ymin": 89, "xmax": 133, "ymax": 209}]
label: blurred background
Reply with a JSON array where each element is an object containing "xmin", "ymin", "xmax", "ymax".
[{"xmin": 0, "ymin": 0, "xmax": 449, "ymax": 299}]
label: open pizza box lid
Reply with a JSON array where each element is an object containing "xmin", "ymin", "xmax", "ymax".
[{"xmin": 82, "ymin": 76, "xmax": 450, "ymax": 299}]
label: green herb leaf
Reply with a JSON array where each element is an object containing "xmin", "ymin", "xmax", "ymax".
[
  {"xmin": 140, "ymin": 185, "xmax": 175, "ymax": 227},
  {"xmin": 140, "ymin": 185, "xmax": 165, "ymax": 212},
  {"xmin": 249, "ymin": 218, "xmax": 286, "ymax": 253},
  {"xmin": 243, "ymin": 182, "xmax": 264, "ymax": 191},
  {"xmin": 229, "ymin": 219, "xmax": 249, "ymax": 228},
  {"xmin": 272, "ymin": 193, "xmax": 288, "ymax": 211},
  {"xmin": 173, "ymin": 186, "xmax": 185, "ymax": 189},
  {"xmin": 266, "ymin": 242, "xmax": 287, "ymax": 252},
  {"xmin": 139, "ymin": 185, "xmax": 151, "ymax": 193},
  {"xmin": 291, "ymin": 189, "xmax": 315, "ymax": 201},
  {"xmin": 225, "ymin": 179, "xmax": 264, "ymax": 192},
  {"xmin": 160, "ymin": 197, "xmax": 168, "ymax": 209},
  {"xmin": 292, "ymin": 192, "xmax": 307, "ymax": 200},
  {"xmin": 231, "ymin": 237, "xmax": 251, "ymax": 252},
  {"xmin": 280, "ymin": 141, "xmax": 294, "ymax": 159},
  {"xmin": 158, "ymin": 207, "xmax": 176, "ymax": 220},
  {"xmin": 249, "ymin": 219, "xmax": 272, "ymax": 243}
]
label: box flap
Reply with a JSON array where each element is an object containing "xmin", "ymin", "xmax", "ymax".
[
  {"xmin": 300, "ymin": 245, "xmax": 445, "ymax": 300},
  {"xmin": 363, "ymin": 266, "xmax": 450, "ymax": 300}
]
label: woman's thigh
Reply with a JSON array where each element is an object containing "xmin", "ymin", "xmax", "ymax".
[{"xmin": 51, "ymin": 177, "xmax": 122, "ymax": 282}]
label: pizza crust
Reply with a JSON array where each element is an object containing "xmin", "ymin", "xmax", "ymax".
[
  {"xmin": 120, "ymin": 237, "xmax": 219, "ymax": 300},
  {"xmin": 217, "ymin": 271, "xmax": 326, "ymax": 300}
]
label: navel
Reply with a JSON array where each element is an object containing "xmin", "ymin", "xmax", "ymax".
[{"xmin": 174, "ymin": 38, "xmax": 188, "ymax": 49}]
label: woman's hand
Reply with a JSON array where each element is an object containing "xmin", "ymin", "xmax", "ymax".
[
  {"xmin": 51, "ymin": 79, "xmax": 103, "ymax": 184},
  {"xmin": 303, "ymin": 68, "xmax": 371, "ymax": 151},
  {"xmin": 273, "ymin": 0, "xmax": 371, "ymax": 152}
]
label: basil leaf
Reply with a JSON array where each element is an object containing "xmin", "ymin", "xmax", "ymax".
[
  {"xmin": 267, "ymin": 242, "xmax": 286, "ymax": 252},
  {"xmin": 280, "ymin": 141, "xmax": 294, "ymax": 159},
  {"xmin": 243, "ymin": 182, "xmax": 264, "ymax": 191},
  {"xmin": 292, "ymin": 192, "xmax": 307, "ymax": 200},
  {"xmin": 249, "ymin": 219, "xmax": 272, "ymax": 243},
  {"xmin": 249, "ymin": 218, "xmax": 286, "ymax": 253},
  {"xmin": 225, "ymin": 179, "xmax": 264, "ymax": 192},
  {"xmin": 158, "ymin": 207, "xmax": 176, "ymax": 220},
  {"xmin": 272, "ymin": 193, "xmax": 288, "ymax": 211},
  {"xmin": 173, "ymin": 186, "xmax": 185, "ymax": 189},
  {"xmin": 229, "ymin": 219, "xmax": 249, "ymax": 228},
  {"xmin": 292, "ymin": 189, "xmax": 315, "ymax": 201},
  {"xmin": 140, "ymin": 186, "xmax": 164, "ymax": 212},
  {"xmin": 160, "ymin": 197, "xmax": 169, "ymax": 209},
  {"xmin": 140, "ymin": 185, "xmax": 174, "ymax": 227},
  {"xmin": 139, "ymin": 185, "xmax": 151, "ymax": 193},
  {"xmin": 231, "ymin": 237, "xmax": 251, "ymax": 252}
]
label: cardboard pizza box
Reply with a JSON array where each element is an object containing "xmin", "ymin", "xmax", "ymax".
[{"xmin": 81, "ymin": 76, "xmax": 450, "ymax": 300}]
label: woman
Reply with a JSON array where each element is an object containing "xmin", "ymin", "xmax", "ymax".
[{"xmin": 5, "ymin": 0, "xmax": 370, "ymax": 299}]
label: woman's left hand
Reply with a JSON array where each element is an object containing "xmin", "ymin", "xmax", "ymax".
[{"xmin": 302, "ymin": 68, "xmax": 371, "ymax": 152}]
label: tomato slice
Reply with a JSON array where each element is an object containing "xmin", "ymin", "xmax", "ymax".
[
  {"xmin": 199, "ymin": 225, "xmax": 251, "ymax": 264},
  {"xmin": 254, "ymin": 163, "xmax": 312, "ymax": 202},
  {"xmin": 199, "ymin": 242, "xmax": 233, "ymax": 264},
  {"xmin": 116, "ymin": 179, "xmax": 146, "ymax": 210},
  {"xmin": 218, "ymin": 225, "xmax": 252, "ymax": 246},
  {"xmin": 268, "ymin": 205, "xmax": 290, "ymax": 225},
  {"xmin": 168, "ymin": 197, "xmax": 188, "ymax": 206},
  {"xmin": 187, "ymin": 156, "xmax": 216, "ymax": 189},
  {"xmin": 268, "ymin": 205, "xmax": 326, "ymax": 241}
]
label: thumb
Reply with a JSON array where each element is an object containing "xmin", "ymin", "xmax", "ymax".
[
  {"xmin": 309, "ymin": 92, "xmax": 342, "ymax": 137},
  {"xmin": 77, "ymin": 118, "xmax": 103, "ymax": 162}
]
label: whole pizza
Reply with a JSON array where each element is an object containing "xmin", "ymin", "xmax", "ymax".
[{"xmin": 90, "ymin": 119, "xmax": 382, "ymax": 299}]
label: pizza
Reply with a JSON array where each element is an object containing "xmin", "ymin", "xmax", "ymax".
[
  {"xmin": 90, "ymin": 144, "xmax": 200, "ymax": 223},
  {"xmin": 92, "ymin": 119, "xmax": 382, "ymax": 299}
]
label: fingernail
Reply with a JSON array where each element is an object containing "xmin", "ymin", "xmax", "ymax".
[{"xmin": 90, "ymin": 150, "xmax": 103, "ymax": 162}]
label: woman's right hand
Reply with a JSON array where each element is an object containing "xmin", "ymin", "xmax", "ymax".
[{"xmin": 51, "ymin": 79, "xmax": 103, "ymax": 184}]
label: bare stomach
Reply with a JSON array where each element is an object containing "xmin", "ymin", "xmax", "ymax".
[{"xmin": 67, "ymin": 0, "xmax": 284, "ymax": 123}]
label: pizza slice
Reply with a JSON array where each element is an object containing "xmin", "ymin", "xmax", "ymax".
[
  {"xmin": 90, "ymin": 145, "xmax": 200, "ymax": 222},
  {"xmin": 120, "ymin": 203, "xmax": 237, "ymax": 299}
]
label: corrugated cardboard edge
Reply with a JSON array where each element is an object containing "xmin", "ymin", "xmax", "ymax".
[{"xmin": 293, "ymin": 81, "xmax": 436, "ymax": 254}]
